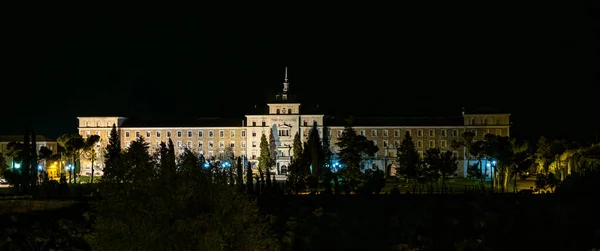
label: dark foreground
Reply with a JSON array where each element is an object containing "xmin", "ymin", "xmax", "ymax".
[{"xmin": 2, "ymin": 194, "xmax": 599, "ymax": 250}]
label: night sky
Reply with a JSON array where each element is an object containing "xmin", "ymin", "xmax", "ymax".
[{"xmin": 4, "ymin": 3, "xmax": 599, "ymax": 143}]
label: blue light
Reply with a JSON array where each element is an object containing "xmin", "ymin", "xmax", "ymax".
[
  {"xmin": 221, "ymin": 162, "xmax": 231, "ymax": 168},
  {"xmin": 38, "ymin": 165, "xmax": 42, "ymax": 171},
  {"xmin": 14, "ymin": 163, "xmax": 21, "ymax": 169},
  {"xmin": 67, "ymin": 164, "xmax": 72, "ymax": 170},
  {"xmin": 203, "ymin": 162, "xmax": 210, "ymax": 168},
  {"xmin": 486, "ymin": 163, "xmax": 491, "ymax": 168},
  {"xmin": 492, "ymin": 160, "xmax": 496, "ymax": 165}
]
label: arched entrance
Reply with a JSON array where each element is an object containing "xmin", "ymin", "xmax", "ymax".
[{"xmin": 387, "ymin": 164, "xmax": 397, "ymax": 177}]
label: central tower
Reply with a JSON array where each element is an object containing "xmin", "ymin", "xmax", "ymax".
[{"xmin": 270, "ymin": 67, "xmax": 300, "ymax": 115}]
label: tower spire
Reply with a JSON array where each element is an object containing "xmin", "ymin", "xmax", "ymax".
[{"xmin": 282, "ymin": 67, "xmax": 289, "ymax": 94}]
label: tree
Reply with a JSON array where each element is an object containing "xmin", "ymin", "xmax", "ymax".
[
  {"xmin": 397, "ymin": 131, "xmax": 420, "ymax": 185},
  {"xmin": 452, "ymin": 131, "xmax": 475, "ymax": 177},
  {"xmin": 335, "ymin": 120, "xmax": 378, "ymax": 192},
  {"xmin": 88, "ymin": 145, "xmax": 278, "ymax": 250},
  {"xmin": 440, "ymin": 150, "xmax": 458, "ymax": 191},
  {"xmin": 83, "ymin": 135, "xmax": 101, "ymax": 183},
  {"xmin": 236, "ymin": 156, "xmax": 244, "ymax": 191},
  {"xmin": 423, "ymin": 148, "xmax": 442, "ymax": 183},
  {"xmin": 30, "ymin": 131, "xmax": 38, "ymax": 188},
  {"xmin": 287, "ymin": 132, "xmax": 304, "ymax": 194},
  {"xmin": 304, "ymin": 123, "xmax": 325, "ymax": 191},
  {"xmin": 322, "ymin": 125, "xmax": 333, "ymax": 170},
  {"xmin": 22, "ymin": 130, "xmax": 31, "ymax": 193},
  {"xmin": 246, "ymin": 162, "xmax": 254, "ymax": 194},
  {"xmin": 103, "ymin": 124, "xmax": 123, "ymax": 183},
  {"xmin": 258, "ymin": 134, "xmax": 274, "ymax": 188},
  {"xmin": 122, "ymin": 137, "xmax": 154, "ymax": 184}
]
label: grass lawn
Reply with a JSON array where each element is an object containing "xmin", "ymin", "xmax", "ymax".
[{"xmin": 74, "ymin": 176, "xmax": 101, "ymax": 184}]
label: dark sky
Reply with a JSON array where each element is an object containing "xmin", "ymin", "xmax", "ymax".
[{"xmin": 4, "ymin": 3, "xmax": 599, "ymax": 143}]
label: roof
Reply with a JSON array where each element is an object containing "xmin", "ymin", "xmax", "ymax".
[
  {"xmin": 0, "ymin": 135, "xmax": 55, "ymax": 143},
  {"xmin": 119, "ymin": 117, "xmax": 244, "ymax": 128},
  {"xmin": 464, "ymin": 107, "xmax": 510, "ymax": 115},
  {"xmin": 325, "ymin": 116, "xmax": 465, "ymax": 127}
]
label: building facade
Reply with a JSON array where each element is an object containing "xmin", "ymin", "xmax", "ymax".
[
  {"xmin": 0, "ymin": 135, "xmax": 59, "ymax": 178},
  {"xmin": 77, "ymin": 70, "xmax": 510, "ymax": 177}
]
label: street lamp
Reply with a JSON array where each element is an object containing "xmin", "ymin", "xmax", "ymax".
[{"xmin": 14, "ymin": 163, "xmax": 21, "ymax": 169}]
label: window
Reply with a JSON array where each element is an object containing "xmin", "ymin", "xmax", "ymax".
[
  {"xmin": 135, "ymin": 131, "xmax": 140, "ymax": 138},
  {"xmin": 125, "ymin": 131, "xmax": 130, "ymax": 138},
  {"xmin": 490, "ymin": 118, "xmax": 495, "ymax": 124},
  {"xmin": 304, "ymin": 121, "xmax": 308, "ymax": 126},
  {"xmin": 241, "ymin": 131, "xmax": 246, "ymax": 137},
  {"xmin": 288, "ymin": 109, "xmax": 292, "ymax": 114},
  {"xmin": 360, "ymin": 130, "xmax": 365, "ymax": 136},
  {"xmin": 394, "ymin": 130, "xmax": 400, "ymax": 137},
  {"xmin": 382, "ymin": 140, "xmax": 388, "ymax": 148},
  {"xmin": 241, "ymin": 141, "xmax": 246, "ymax": 148},
  {"xmin": 496, "ymin": 128, "xmax": 502, "ymax": 136},
  {"xmin": 483, "ymin": 119, "xmax": 488, "ymax": 125},
  {"xmin": 453, "ymin": 151, "xmax": 459, "ymax": 158},
  {"xmin": 208, "ymin": 141, "xmax": 214, "ymax": 148},
  {"xmin": 198, "ymin": 141, "xmax": 203, "ymax": 148},
  {"xmin": 407, "ymin": 130, "xmax": 412, "ymax": 136},
  {"xmin": 156, "ymin": 131, "xmax": 161, "ymax": 137},
  {"xmin": 177, "ymin": 141, "xmax": 182, "ymax": 148},
  {"xmin": 372, "ymin": 140, "xmax": 377, "ymax": 145},
  {"xmin": 471, "ymin": 119, "xmax": 476, "ymax": 125},
  {"xmin": 417, "ymin": 140, "xmax": 423, "ymax": 148},
  {"xmin": 278, "ymin": 129, "xmax": 290, "ymax": 136},
  {"xmin": 188, "ymin": 131, "xmax": 193, "ymax": 137},
  {"xmin": 230, "ymin": 141, "xmax": 235, "ymax": 148},
  {"xmin": 382, "ymin": 130, "xmax": 388, "ymax": 137},
  {"xmin": 252, "ymin": 154, "xmax": 257, "ymax": 160},
  {"xmin": 484, "ymin": 129, "xmax": 490, "ymax": 135},
  {"xmin": 167, "ymin": 131, "xmax": 172, "ymax": 138},
  {"xmin": 394, "ymin": 140, "xmax": 400, "ymax": 148},
  {"xmin": 208, "ymin": 151, "xmax": 214, "ymax": 157},
  {"xmin": 187, "ymin": 141, "xmax": 192, "ymax": 148},
  {"xmin": 276, "ymin": 109, "xmax": 280, "ymax": 114},
  {"xmin": 125, "ymin": 141, "xmax": 131, "ymax": 148},
  {"xmin": 417, "ymin": 130, "xmax": 423, "ymax": 137},
  {"xmin": 146, "ymin": 131, "xmax": 151, "ymax": 138},
  {"xmin": 262, "ymin": 121, "xmax": 266, "ymax": 127},
  {"xmin": 198, "ymin": 131, "xmax": 203, "ymax": 137},
  {"xmin": 252, "ymin": 121, "xmax": 256, "ymax": 126},
  {"xmin": 252, "ymin": 141, "xmax": 257, "ymax": 147},
  {"xmin": 337, "ymin": 130, "xmax": 343, "ymax": 137},
  {"xmin": 156, "ymin": 141, "xmax": 161, "ymax": 148},
  {"xmin": 429, "ymin": 129, "xmax": 435, "ymax": 137},
  {"xmin": 429, "ymin": 140, "xmax": 435, "ymax": 148},
  {"xmin": 452, "ymin": 129, "xmax": 458, "ymax": 137},
  {"xmin": 209, "ymin": 131, "xmax": 214, "ymax": 137},
  {"xmin": 252, "ymin": 132, "xmax": 256, "ymax": 137},
  {"xmin": 418, "ymin": 151, "xmax": 424, "ymax": 158},
  {"xmin": 371, "ymin": 130, "xmax": 377, "ymax": 137},
  {"xmin": 177, "ymin": 131, "xmax": 182, "ymax": 138},
  {"xmin": 441, "ymin": 129, "xmax": 446, "ymax": 137},
  {"xmin": 219, "ymin": 130, "xmax": 224, "ymax": 137},
  {"xmin": 219, "ymin": 141, "xmax": 224, "ymax": 148},
  {"xmin": 441, "ymin": 140, "xmax": 447, "ymax": 148}
]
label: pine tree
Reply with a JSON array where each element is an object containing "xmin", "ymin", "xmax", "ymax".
[
  {"xmin": 30, "ymin": 131, "xmax": 38, "ymax": 188},
  {"xmin": 335, "ymin": 120, "xmax": 378, "ymax": 192},
  {"xmin": 322, "ymin": 125, "xmax": 333, "ymax": 169},
  {"xmin": 287, "ymin": 132, "xmax": 304, "ymax": 194},
  {"xmin": 397, "ymin": 131, "xmax": 420, "ymax": 184},
  {"xmin": 236, "ymin": 156, "xmax": 244, "ymax": 191},
  {"xmin": 246, "ymin": 162, "xmax": 254, "ymax": 193},
  {"xmin": 258, "ymin": 134, "xmax": 273, "ymax": 187},
  {"xmin": 103, "ymin": 124, "xmax": 122, "ymax": 183},
  {"xmin": 22, "ymin": 129, "xmax": 31, "ymax": 193}
]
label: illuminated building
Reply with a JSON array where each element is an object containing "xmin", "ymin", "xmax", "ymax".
[
  {"xmin": 77, "ymin": 69, "xmax": 510, "ymax": 177},
  {"xmin": 0, "ymin": 135, "xmax": 59, "ymax": 176}
]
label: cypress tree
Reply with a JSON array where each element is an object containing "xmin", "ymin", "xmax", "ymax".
[
  {"xmin": 246, "ymin": 163, "xmax": 254, "ymax": 193},
  {"xmin": 31, "ymin": 131, "xmax": 38, "ymax": 188},
  {"xmin": 236, "ymin": 156, "xmax": 243, "ymax": 191}
]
